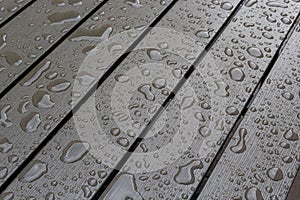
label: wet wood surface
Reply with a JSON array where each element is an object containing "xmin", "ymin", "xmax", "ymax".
[{"xmin": 0, "ymin": 0, "xmax": 299, "ymax": 199}]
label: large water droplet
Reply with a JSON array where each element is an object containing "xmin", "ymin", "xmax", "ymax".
[
  {"xmin": 245, "ymin": 187, "xmax": 263, "ymax": 200},
  {"xmin": 60, "ymin": 141, "xmax": 90, "ymax": 163},
  {"xmin": 103, "ymin": 173, "xmax": 142, "ymax": 199},
  {"xmin": 174, "ymin": 160, "xmax": 203, "ymax": 185},
  {"xmin": 147, "ymin": 48, "xmax": 166, "ymax": 61},
  {"xmin": 284, "ymin": 129, "xmax": 298, "ymax": 141},
  {"xmin": 247, "ymin": 47, "xmax": 263, "ymax": 58},
  {"xmin": 32, "ymin": 91, "xmax": 55, "ymax": 109},
  {"xmin": 22, "ymin": 61, "xmax": 51, "ymax": 86},
  {"xmin": 0, "ymin": 105, "xmax": 12, "ymax": 127},
  {"xmin": 20, "ymin": 112, "xmax": 41, "ymax": 133},
  {"xmin": 267, "ymin": 167, "xmax": 283, "ymax": 181},
  {"xmin": 0, "ymin": 51, "xmax": 22, "ymax": 66},
  {"xmin": 0, "ymin": 137, "xmax": 12, "ymax": 153},
  {"xmin": 229, "ymin": 67, "xmax": 245, "ymax": 82},
  {"xmin": 47, "ymin": 79, "xmax": 71, "ymax": 92},
  {"xmin": 18, "ymin": 160, "xmax": 48, "ymax": 183},
  {"xmin": 71, "ymin": 26, "xmax": 112, "ymax": 42},
  {"xmin": 48, "ymin": 11, "xmax": 81, "ymax": 25},
  {"xmin": 230, "ymin": 128, "xmax": 247, "ymax": 153},
  {"xmin": 138, "ymin": 84, "xmax": 155, "ymax": 101}
]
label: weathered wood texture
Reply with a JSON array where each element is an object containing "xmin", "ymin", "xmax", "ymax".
[
  {"xmin": 0, "ymin": 0, "xmax": 243, "ymax": 199},
  {"xmin": 99, "ymin": 0, "xmax": 300, "ymax": 199},
  {"xmin": 0, "ymin": 0, "xmax": 34, "ymax": 25},
  {"xmin": 0, "ymin": 0, "xmax": 178, "ymax": 194},
  {"xmin": 198, "ymin": 22, "xmax": 300, "ymax": 200},
  {"xmin": 0, "ymin": 0, "xmax": 106, "ymax": 94}
]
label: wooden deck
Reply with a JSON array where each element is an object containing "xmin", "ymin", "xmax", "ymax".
[{"xmin": 0, "ymin": 0, "xmax": 299, "ymax": 199}]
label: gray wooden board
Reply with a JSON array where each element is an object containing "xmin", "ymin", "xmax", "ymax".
[
  {"xmin": 0, "ymin": 0, "xmax": 34, "ymax": 25},
  {"xmin": 0, "ymin": 0, "xmax": 180, "ymax": 195},
  {"xmin": 197, "ymin": 22, "xmax": 300, "ymax": 200},
  {"xmin": 97, "ymin": 0, "xmax": 300, "ymax": 199},
  {"xmin": 0, "ymin": 0, "xmax": 244, "ymax": 199},
  {"xmin": 0, "ymin": 0, "xmax": 106, "ymax": 94}
]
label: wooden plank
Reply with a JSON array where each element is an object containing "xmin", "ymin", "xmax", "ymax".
[
  {"xmin": 0, "ymin": 0, "xmax": 107, "ymax": 95},
  {"xmin": 0, "ymin": 0, "xmax": 34, "ymax": 25},
  {"xmin": 198, "ymin": 22, "xmax": 300, "ymax": 200},
  {"xmin": 97, "ymin": 0, "xmax": 300, "ymax": 199},
  {"xmin": 0, "ymin": 0, "xmax": 244, "ymax": 199},
  {"xmin": 0, "ymin": 0, "xmax": 180, "ymax": 193}
]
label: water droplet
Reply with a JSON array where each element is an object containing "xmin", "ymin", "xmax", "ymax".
[
  {"xmin": 48, "ymin": 11, "xmax": 81, "ymax": 25},
  {"xmin": 284, "ymin": 129, "xmax": 298, "ymax": 141},
  {"xmin": 20, "ymin": 112, "xmax": 41, "ymax": 133},
  {"xmin": 18, "ymin": 160, "xmax": 48, "ymax": 183},
  {"xmin": 282, "ymin": 91, "xmax": 294, "ymax": 100},
  {"xmin": 229, "ymin": 67, "xmax": 245, "ymax": 82},
  {"xmin": 152, "ymin": 78, "xmax": 166, "ymax": 89},
  {"xmin": 32, "ymin": 91, "xmax": 55, "ymax": 109},
  {"xmin": 47, "ymin": 79, "xmax": 71, "ymax": 92},
  {"xmin": 266, "ymin": 1, "xmax": 288, "ymax": 8},
  {"xmin": 0, "ymin": 192, "xmax": 14, "ymax": 200},
  {"xmin": 199, "ymin": 126, "xmax": 211, "ymax": 138},
  {"xmin": 117, "ymin": 137, "xmax": 129, "ymax": 147},
  {"xmin": 125, "ymin": 0, "xmax": 143, "ymax": 8},
  {"xmin": 138, "ymin": 84, "xmax": 155, "ymax": 101},
  {"xmin": 0, "ymin": 137, "xmax": 12, "ymax": 153},
  {"xmin": 247, "ymin": 47, "xmax": 263, "ymax": 58},
  {"xmin": 0, "ymin": 105, "xmax": 12, "ymax": 127},
  {"xmin": 77, "ymin": 72, "xmax": 95, "ymax": 86},
  {"xmin": 103, "ymin": 173, "xmax": 142, "ymax": 199},
  {"xmin": 0, "ymin": 51, "xmax": 22, "ymax": 66},
  {"xmin": 180, "ymin": 96, "xmax": 195, "ymax": 110},
  {"xmin": 226, "ymin": 106, "xmax": 239, "ymax": 115},
  {"xmin": 230, "ymin": 128, "xmax": 247, "ymax": 153},
  {"xmin": 195, "ymin": 29, "xmax": 212, "ymax": 38},
  {"xmin": 267, "ymin": 167, "xmax": 283, "ymax": 181},
  {"xmin": 71, "ymin": 26, "xmax": 112, "ymax": 42},
  {"xmin": 245, "ymin": 187, "xmax": 263, "ymax": 200},
  {"xmin": 115, "ymin": 74, "xmax": 130, "ymax": 83},
  {"xmin": 174, "ymin": 160, "xmax": 203, "ymax": 185},
  {"xmin": 221, "ymin": 2, "xmax": 233, "ymax": 10},
  {"xmin": 0, "ymin": 167, "xmax": 8, "ymax": 179},
  {"xmin": 60, "ymin": 141, "xmax": 90, "ymax": 163},
  {"xmin": 147, "ymin": 48, "xmax": 166, "ymax": 61},
  {"xmin": 0, "ymin": 32, "xmax": 7, "ymax": 49},
  {"xmin": 214, "ymin": 81, "xmax": 229, "ymax": 97}
]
